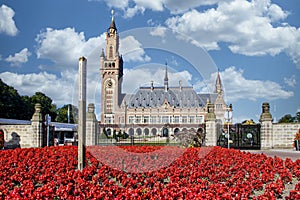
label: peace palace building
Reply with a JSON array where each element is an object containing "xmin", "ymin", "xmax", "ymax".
[{"xmin": 99, "ymin": 16, "xmax": 227, "ymax": 137}]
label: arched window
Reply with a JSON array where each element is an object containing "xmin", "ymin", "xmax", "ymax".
[
  {"xmin": 109, "ymin": 46, "xmax": 113, "ymax": 59},
  {"xmin": 162, "ymin": 127, "xmax": 169, "ymax": 137},
  {"xmin": 151, "ymin": 128, "xmax": 157, "ymax": 136},
  {"xmin": 174, "ymin": 128, "xmax": 180, "ymax": 136},
  {"xmin": 144, "ymin": 128, "xmax": 149, "ymax": 136},
  {"xmin": 129, "ymin": 128, "xmax": 134, "ymax": 136},
  {"xmin": 137, "ymin": 128, "xmax": 142, "ymax": 136},
  {"xmin": 197, "ymin": 128, "xmax": 204, "ymax": 134}
]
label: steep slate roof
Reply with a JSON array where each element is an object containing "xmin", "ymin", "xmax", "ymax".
[
  {"xmin": 122, "ymin": 86, "xmax": 218, "ymax": 109},
  {"xmin": 198, "ymin": 93, "xmax": 218, "ymax": 104},
  {"xmin": 109, "ymin": 16, "xmax": 117, "ymax": 30}
]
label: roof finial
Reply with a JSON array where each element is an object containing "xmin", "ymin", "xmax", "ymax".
[
  {"xmin": 111, "ymin": 9, "xmax": 115, "ymax": 21},
  {"xmin": 215, "ymin": 70, "xmax": 223, "ymax": 95},
  {"xmin": 164, "ymin": 62, "xmax": 169, "ymax": 92},
  {"xmin": 164, "ymin": 62, "xmax": 168, "ymax": 82},
  {"xmin": 109, "ymin": 10, "xmax": 117, "ymax": 30}
]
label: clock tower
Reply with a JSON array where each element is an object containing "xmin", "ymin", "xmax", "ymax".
[{"xmin": 100, "ymin": 12, "xmax": 123, "ymax": 124}]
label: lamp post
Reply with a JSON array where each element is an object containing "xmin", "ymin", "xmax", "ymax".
[{"xmin": 224, "ymin": 104, "xmax": 233, "ymax": 149}]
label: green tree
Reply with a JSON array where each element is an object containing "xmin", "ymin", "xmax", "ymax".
[
  {"xmin": 20, "ymin": 95, "xmax": 34, "ymax": 120},
  {"xmin": 56, "ymin": 104, "xmax": 77, "ymax": 123},
  {"xmin": 30, "ymin": 92, "xmax": 57, "ymax": 120},
  {"xmin": 123, "ymin": 131, "xmax": 129, "ymax": 139},
  {"xmin": 278, "ymin": 114, "xmax": 296, "ymax": 123},
  {"xmin": 113, "ymin": 130, "xmax": 118, "ymax": 141},
  {"xmin": 0, "ymin": 79, "xmax": 26, "ymax": 119},
  {"xmin": 117, "ymin": 130, "xmax": 123, "ymax": 140},
  {"xmin": 297, "ymin": 111, "xmax": 300, "ymax": 123}
]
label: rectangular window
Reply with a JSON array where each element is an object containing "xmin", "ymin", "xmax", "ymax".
[
  {"xmin": 216, "ymin": 104, "xmax": 222, "ymax": 109},
  {"xmin": 189, "ymin": 116, "xmax": 195, "ymax": 123},
  {"xmin": 143, "ymin": 116, "xmax": 149, "ymax": 124},
  {"xmin": 174, "ymin": 116, "xmax": 180, "ymax": 123},
  {"xmin": 151, "ymin": 116, "xmax": 157, "ymax": 124},
  {"xmin": 162, "ymin": 116, "xmax": 169, "ymax": 123},
  {"xmin": 119, "ymin": 117, "xmax": 124, "ymax": 124},
  {"xmin": 182, "ymin": 116, "xmax": 188, "ymax": 123},
  {"xmin": 129, "ymin": 116, "xmax": 134, "ymax": 124},
  {"xmin": 157, "ymin": 116, "xmax": 161, "ymax": 124},
  {"xmin": 199, "ymin": 116, "xmax": 204, "ymax": 123},
  {"xmin": 105, "ymin": 117, "xmax": 111, "ymax": 124},
  {"xmin": 136, "ymin": 116, "xmax": 141, "ymax": 124}
]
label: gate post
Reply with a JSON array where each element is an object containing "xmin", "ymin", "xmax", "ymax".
[
  {"xmin": 205, "ymin": 103, "xmax": 217, "ymax": 146},
  {"xmin": 31, "ymin": 103, "xmax": 44, "ymax": 148},
  {"xmin": 86, "ymin": 103, "xmax": 98, "ymax": 146},
  {"xmin": 259, "ymin": 102, "xmax": 273, "ymax": 150}
]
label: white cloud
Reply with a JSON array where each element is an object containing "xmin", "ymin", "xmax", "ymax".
[
  {"xmin": 120, "ymin": 36, "xmax": 151, "ymax": 62},
  {"xmin": 35, "ymin": 27, "xmax": 105, "ymax": 67},
  {"xmin": 122, "ymin": 66, "xmax": 192, "ymax": 93},
  {"xmin": 284, "ymin": 75, "xmax": 296, "ymax": 87},
  {"xmin": 123, "ymin": 0, "xmax": 164, "ymax": 18},
  {"xmin": 0, "ymin": 71, "xmax": 74, "ymax": 105},
  {"xmin": 5, "ymin": 48, "xmax": 31, "ymax": 66},
  {"xmin": 0, "ymin": 4, "xmax": 18, "ymax": 36},
  {"xmin": 267, "ymin": 4, "xmax": 288, "ymax": 22},
  {"xmin": 103, "ymin": 0, "xmax": 129, "ymax": 10},
  {"xmin": 35, "ymin": 28, "xmax": 151, "ymax": 68},
  {"xmin": 97, "ymin": 0, "xmax": 300, "ymax": 67},
  {"xmin": 133, "ymin": 0, "xmax": 164, "ymax": 12},
  {"xmin": 101, "ymin": 0, "xmax": 227, "ymax": 16},
  {"xmin": 200, "ymin": 66, "xmax": 294, "ymax": 102},
  {"xmin": 150, "ymin": 26, "xmax": 167, "ymax": 37},
  {"xmin": 163, "ymin": 0, "xmax": 224, "ymax": 14},
  {"xmin": 0, "ymin": 70, "xmax": 101, "ymax": 109},
  {"xmin": 165, "ymin": 0, "xmax": 300, "ymax": 67}
]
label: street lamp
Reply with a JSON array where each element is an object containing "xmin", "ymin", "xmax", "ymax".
[{"xmin": 224, "ymin": 104, "xmax": 233, "ymax": 149}]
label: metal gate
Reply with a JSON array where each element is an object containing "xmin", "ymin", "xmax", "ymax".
[{"xmin": 217, "ymin": 123, "xmax": 261, "ymax": 150}]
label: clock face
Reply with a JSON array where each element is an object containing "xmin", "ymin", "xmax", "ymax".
[{"xmin": 107, "ymin": 80, "xmax": 113, "ymax": 88}]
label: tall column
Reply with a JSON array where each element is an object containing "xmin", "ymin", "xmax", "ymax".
[
  {"xmin": 260, "ymin": 102, "xmax": 273, "ymax": 150},
  {"xmin": 78, "ymin": 57, "xmax": 87, "ymax": 170},
  {"xmin": 31, "ymin": 103, "xmax": 43, "ymax": 147},
  {"xmin": 205, "ymin": 103, "xmax": 217, "ymax": 146},
  {"xmin": 86, "ymin": 103, "xmax": 98, "ymax": 146}
]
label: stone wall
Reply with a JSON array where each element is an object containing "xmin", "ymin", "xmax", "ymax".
[
  {"xmin": 259, "ymin": 102, "xmax": 300, "ymax": 150},
  {"xmin": 272, "ymin": 123, "xmax": 300, "ymax": 149},
  {"xmin": 0, "ymin": 103, "xmax": 44, "ymax": 149},
  {"xmin": 1, "ymin": 124, "xmax": 36, "ymax": 148}
]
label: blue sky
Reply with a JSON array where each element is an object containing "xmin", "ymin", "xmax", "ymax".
[{"xmin": 0, "ymin": 0, "xmax": 299, "ymax": 123}]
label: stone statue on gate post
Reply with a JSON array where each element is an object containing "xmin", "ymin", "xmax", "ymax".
[
  {"xmin": 260, "ymin": 102, "xmax": 273, "ymax": 150},
  {"xmin": 205, "ymin": 103, "xmax": 217, "ymax": 146}
]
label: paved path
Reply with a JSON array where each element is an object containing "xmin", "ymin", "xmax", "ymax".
[{"xmin": 243, "ymin": 149, "xmax": 300, "ymax": 161}]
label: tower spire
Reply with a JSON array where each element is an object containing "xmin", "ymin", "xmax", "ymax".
[
  {"xmin": 164, "ymin": 62, "xmax": 169, "ymax": 92},
  {"xmin": 109, "ymin": 10, "xmax": 117, "ymax": 30},
  {"xmin": 215, "ymin": 70, "xmax": 223, "ymax": 95}
]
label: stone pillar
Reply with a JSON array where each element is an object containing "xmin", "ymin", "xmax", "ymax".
[
  {"xmin": 86, "ymin": 103, "xmax": 98, "ymax": 146},
  {"xmin": 260, "ymin": 102, "xmax": 273, "ymax": 150},
  {"xmin": 31, "ymin": 103, "xmax": 43, "ymax": 147},
  {"xmin": 205, "ymin": 103, "xmax": 217, "ymax": 146}
]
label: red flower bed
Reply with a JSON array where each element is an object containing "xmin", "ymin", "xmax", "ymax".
[{"xmin": 0, "ymin": 146, "xmax": 299, "ymax": 199}]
